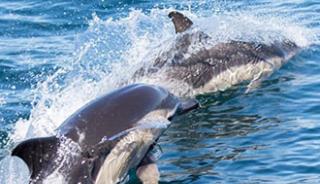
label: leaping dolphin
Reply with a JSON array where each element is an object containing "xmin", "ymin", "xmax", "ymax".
[
  {"xmin": 10, "ymin": 84, "xmax": 198, "ymax": 184},
  {"xmin": 135, "ymin": 11, "xmax": 300, "ymax": 95}
]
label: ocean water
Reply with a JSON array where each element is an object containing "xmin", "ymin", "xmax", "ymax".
[{"xmin": 0, "ymin": 0, "xmax": 320, "ymax": 183}]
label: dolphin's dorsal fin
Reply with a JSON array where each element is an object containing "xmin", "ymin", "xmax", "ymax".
[
  {"xmin": 11, "ymin": 136, "xmax": 59, "ymax": 179},
  {"xmin": 168, "ymin": 11, "xmax": 193, "ymax": 33}
]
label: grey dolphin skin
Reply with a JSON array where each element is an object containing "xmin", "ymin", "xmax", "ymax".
[
  {"xmin": 11, "ymin": 84, "xmax": 198, "ymax": 184},
  {"xmin": 136, "ymin": 11, "xmax": 300, "ymax": 94}
]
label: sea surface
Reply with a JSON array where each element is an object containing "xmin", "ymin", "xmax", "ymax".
[{"xmin": 0, "ymin": 0, "xmax": 320, "ymax": 183}]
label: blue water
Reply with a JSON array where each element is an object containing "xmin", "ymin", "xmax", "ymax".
[{"xmin": 1, "ymin": 0, "xmax": 320, "ymax": 183}]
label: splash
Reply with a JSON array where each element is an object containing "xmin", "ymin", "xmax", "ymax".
[
  {"xmin": 196, "ymin": 12, "xmax": 316, "ymax": 47},
  {"xmin": 42, "ymin": 137, "xmax": 81, "ymax": 184}
]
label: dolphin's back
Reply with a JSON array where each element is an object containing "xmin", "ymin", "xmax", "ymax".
[{"xmin": 59, "ymin": 84, "xmax": 179, "ymax": 148}]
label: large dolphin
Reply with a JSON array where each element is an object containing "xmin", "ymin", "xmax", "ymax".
[
  {"xmin": 10, "ymin": 84, "xmax": 198, "ymax": 184},
  {"xmin": 135, "ymin": 11, "xmax": 301, "ymax": 95}
]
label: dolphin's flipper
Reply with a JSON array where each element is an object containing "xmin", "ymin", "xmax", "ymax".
[
  {"xmin": 246, "ymin": 78, "xmax": 264, "ymax": 93},
  {"xmin": 11, "ymin": 136, "xmax": 59, "ymax": 179},
  {"xmin": 245, "ymin": 63, "xmax": 274, "ymax": 94},
  {"xmin": 177, "ymin": 99, "xmax": 199, "ymax": 115},
  {"xmin": 245, "ymin": 67, "xmax": 273, "ymax": 93},
  {"xmin": 136, "ymin": 162, "xmax": 159, "ymax": 184},
  {"xmin": 168, "ymin": 11, "xmax": 193, "ymax": 33},
  {"xmin": 136, "ymin": 145, "xmax": 161, "ymax": 184}
]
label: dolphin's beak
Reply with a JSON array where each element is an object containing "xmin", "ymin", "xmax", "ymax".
[{"xmin": 172, "ymin": 99, "xmax": 199, "ymax": 119}]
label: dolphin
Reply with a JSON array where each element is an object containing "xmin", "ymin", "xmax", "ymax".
[
  {"xmin": 135, "ymin": 11, "xmax": 300, "ymax": 95},
  {"xmin": 10, "ymin": 84, "xmax": 198, "ymax": 184}
]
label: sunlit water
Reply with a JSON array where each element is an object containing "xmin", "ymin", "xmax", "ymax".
[{"xmin": 0, "ymin": 0, "xmax": 320, "ymax": 183}]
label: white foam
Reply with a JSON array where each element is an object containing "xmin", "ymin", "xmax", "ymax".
[
  {"xmin": 42, "ymin": 137, "xmax": 81, "ymax": 183},
  {"xmin": 196, "ymin": 12, "xmax": 315, "ymax": 47}
]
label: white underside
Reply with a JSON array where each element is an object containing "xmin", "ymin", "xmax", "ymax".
[
  {"xmin": 198, "ymin": 57, "xmax": 284, "ymax": 94},
  {"xmin": 95, "ymin": 110, "xmax": 174, "ymax": 184}
]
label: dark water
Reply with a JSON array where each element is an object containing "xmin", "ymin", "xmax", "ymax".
[{"xmin": 0, "ymin": 0, "xmax": 320, "ymax": 183}]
